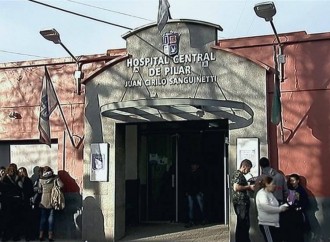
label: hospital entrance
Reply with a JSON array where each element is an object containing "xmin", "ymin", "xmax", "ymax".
[{"xmin": 123, "ymin": 119, "xmax": 228, "ymax": 225}]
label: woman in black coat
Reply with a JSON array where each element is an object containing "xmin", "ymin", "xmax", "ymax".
[
  {"xmin": 1, "ymin": 163, "xmax": 23, "ymax": 241},
  {"xmin": 281, "ymin": 173, "xmax": 310, "ymax": 242},
  {"xmin": 18, "ymin": 167, "xmax": 34, "ymax": 241}
]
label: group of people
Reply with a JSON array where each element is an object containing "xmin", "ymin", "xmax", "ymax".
[
  {"xmin": 0, "ymin": 164, "xmax": 63, "ymax": 242},
  {"xmin": 232, "ymin": 157, "xmax": 310, "ymax": 242}
]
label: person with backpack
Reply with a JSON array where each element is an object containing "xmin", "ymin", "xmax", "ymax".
[
  {"xmin": 258, "ymin": 157, "xmax": 288, "ymax": 204},
  {"xmin": 38, "ymin": 166, "xmax": 64, "ymax": 241}
]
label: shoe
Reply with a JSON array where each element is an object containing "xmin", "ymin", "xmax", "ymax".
[
  {"xmin": 184, "ymin": 221, "xmax": 194, "ymax": 228},
  {"xmin": 48, "ymin": 239, "xmax": 54, "ymax": 242},
  {"xmin": 39, "ymin": 238, "xmax": 45, "ymax": 241}
]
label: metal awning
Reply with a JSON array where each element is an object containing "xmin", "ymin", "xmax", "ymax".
[{"xmin": 100, "ymin": 98, "xmax": 254, "ymax": 129}]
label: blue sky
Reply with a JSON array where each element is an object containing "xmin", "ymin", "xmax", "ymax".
[{"xmin": 1, "ymin": 0, "xmax": 330, "ymax": 63}]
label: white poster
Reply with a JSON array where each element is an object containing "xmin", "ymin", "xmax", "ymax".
[
  {"xmin": 90, "ymin": 143, "xmax": 109, "ymax": 181},
  {"xmin": 236, "ymin": 138, "xmax": 259, "ymax": 179}
]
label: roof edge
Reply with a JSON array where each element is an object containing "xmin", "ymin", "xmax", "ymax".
[
  {"xmin": 122, "ymin": 19, "xmax": 223, "ymax": 39},
  {"xmin": 82, "ymin": 54, "xmax": 130, "ymax": 85},
  {"xmin": 218, "ymin": 31, "xmax": 330, "ymax": 49},
  {"xmin": 211, "ymin": 45, "xmax": 272, "ymax": 72}
]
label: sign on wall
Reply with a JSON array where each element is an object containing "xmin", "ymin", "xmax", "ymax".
[
  {"xmin": 90, "ymin": 143, "xmax": 109, "ymax": 182},
  {"xmin": 236, "ymin": 138, "xmax": 259, "ymax": 179}
]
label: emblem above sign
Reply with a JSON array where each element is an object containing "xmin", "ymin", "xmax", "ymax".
[{"xmin": 162, "ymin": 31, "xmax": 180, "ymax": 56}]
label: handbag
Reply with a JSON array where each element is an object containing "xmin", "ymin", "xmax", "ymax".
[{"xmin": 50, "ymin": 179, "xmax": 65, "ymax": 210}]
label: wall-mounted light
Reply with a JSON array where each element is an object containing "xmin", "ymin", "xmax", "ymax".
[
  {"xmin": 40, "ymin": 28, "xmax": 83, "ymax": 95},
  {"xmin": 9, "ymin": 111, "xmax": 22, "ymax": 119}
]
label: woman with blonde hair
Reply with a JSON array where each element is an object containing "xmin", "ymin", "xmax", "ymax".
[{"xmin": 38, "ymin": 166, "xmax": 63, "ymax": 241}]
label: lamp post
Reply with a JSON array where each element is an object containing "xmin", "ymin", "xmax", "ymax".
[
  {"xmin": 40, "ymin": 28, "xmax": 83, "ymax": 94},
  {"xmin": 254, "ymin": 1, "xmax": 285, "ymax": 141},
  {"xmin": 254, "ymin": 1, "xmax": 285, "ymax": 82}
]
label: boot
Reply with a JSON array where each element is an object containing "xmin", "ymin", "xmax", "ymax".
[
  {"xmin": 39, "ymin": 231, "xmax": 45, "ymax": 241},
  {"xmin": 48, "ymin": 231, "xmax": 54, "ymax": 241}
]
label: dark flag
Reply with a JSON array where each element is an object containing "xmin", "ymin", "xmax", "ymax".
[
  {"xmin": 38, "ymin": 67, "xmax": 58, "ymax": 146},
  {"xmin": 271, "ymin": 73, "xmax": 281, "ymax": 125},
  {"xmin": 157, "ymin": 0, "xmax": 171, "ymax": 32}
]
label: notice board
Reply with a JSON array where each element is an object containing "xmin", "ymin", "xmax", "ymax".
[{"xmin": 236, "ymin": 138, "xmax": 259, "ymax": 178}]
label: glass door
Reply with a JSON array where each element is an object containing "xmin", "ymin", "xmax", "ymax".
[
  {"xmin": 138, "ymin": 119, "xmax": 228, "ymax": 224},
  {"xmin": 145, "ymin": 134, "xmax": 177, "ymax": 221}
]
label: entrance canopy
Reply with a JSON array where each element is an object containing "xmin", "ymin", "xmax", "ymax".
[{"xmin": 100, "ymin": 98, "xmax": 254, "ymax": 129}]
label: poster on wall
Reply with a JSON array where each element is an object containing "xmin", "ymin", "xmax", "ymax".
[
  {"xmin": 90, "ymin": 143, "xmax": 109, "ymax": 182},
  {"xmin": 236, "ymin": 138, "xmax": 259, "ymax": 180}
]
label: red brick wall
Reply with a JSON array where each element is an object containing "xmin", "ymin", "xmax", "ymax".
[{"xmin": 219, "ymin": 32, "xmax": 330, "ymax": 197}]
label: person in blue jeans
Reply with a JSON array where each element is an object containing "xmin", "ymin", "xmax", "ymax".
[
  {"xmin": 38, "ymin": 166, "xmax": 64, "ymax": 241},
  {"xmin": 184, "ymin": 161, "xmax": 206, "ymax": 228}
]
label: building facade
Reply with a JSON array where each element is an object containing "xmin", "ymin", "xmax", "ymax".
[{"xmin": 0, "ymin": 19, "xmax": 329, "ymax": 241}]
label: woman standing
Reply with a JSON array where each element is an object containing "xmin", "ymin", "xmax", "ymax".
[
  {"xmin": 1, "ymin": 163, "xmax": 23, "ymax": 241},
  {"xmin": 38, "ymin": 166, "xmax": 64, "ymax": 241},
  {"xmin": 31, "ymin": 167, "xmax": 44, "ymax": 240},
  {"xmin": 18, "ymin": 167, "xmax": 34, "ymax": 241},
  {"xmin": 281, "ymin": 173, "xmax": 310, "ymax": 242},
  {"xmin": 256, "ymin": 176, "xmax": 288, "ymax": 242}
]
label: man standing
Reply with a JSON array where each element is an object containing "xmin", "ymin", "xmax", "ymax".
[
  {"xmin": 184, "ymin": 161, "xmax": 205, "ymax": 228},
  {"xmin": 259, "ymin": 157, "xmax": 288, "ymax": 204},
  {"xmin": 231, "ymin": 159, "xmax": 255, "ymax": 242}
]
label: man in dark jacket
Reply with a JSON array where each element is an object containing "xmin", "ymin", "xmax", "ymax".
[
  {"xmin": 184, "ymin": 161, "xmax": 205, "ymax": 228},
  {"xmin": 231, "ymin": 159, "xmax": 255, "ymax": 242}
]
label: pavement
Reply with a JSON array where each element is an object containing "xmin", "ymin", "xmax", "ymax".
[
  {"xmin": 7, "ymin": 223, "xmax": 229, "ymax": 242},
  {"xmin": 119, "ymin": 222, "xmax": 230, "ymax": 241}
]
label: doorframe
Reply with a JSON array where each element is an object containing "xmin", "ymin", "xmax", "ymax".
[{"xmin": 131, "ymin": 119, "xmax": 229, "ymax": 224}]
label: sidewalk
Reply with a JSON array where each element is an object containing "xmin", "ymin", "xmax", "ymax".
[
  {"xmin": 119, "ymin": 222, "xmax": 229, "ymax": 241},
  {"xmin": 12, "ymin": 223, "xmax": 229, "ymax": 242}
]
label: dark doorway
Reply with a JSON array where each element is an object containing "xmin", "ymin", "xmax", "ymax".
[{"xmin": 137, "ymin": 119, "xmax": 228, "ymax": 224}]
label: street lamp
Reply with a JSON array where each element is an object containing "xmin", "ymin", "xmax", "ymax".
[
  {"xmin": 254, "ymin": 2, "xmax": 285, "ymax": 72},
  {"xmin": 254, "ymin": 1, "xmax": 285, "ymax": 140},
  {"xmin": 254, "ymin": 1, "xmax": 285, "ymax": 83},
  {"xmin": 254, "ymin": 2, "xmax": 281, "ymax": 45},
  {"xmin": 40, "ymin": 28, "xmax": 83, "ymax": 94}
]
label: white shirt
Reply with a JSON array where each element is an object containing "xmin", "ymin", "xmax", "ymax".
[{"xmin": 256, "ymin": 188, "xmax": 282, "ymax": 227}]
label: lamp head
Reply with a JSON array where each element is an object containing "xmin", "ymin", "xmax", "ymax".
[
  {"xmin": 254, "ymin": 1, "xmax": 276, "ymax": 22},
  {"xmin": 40, "ymin": 28, "xmax": 61, "ymax": 44}
]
